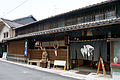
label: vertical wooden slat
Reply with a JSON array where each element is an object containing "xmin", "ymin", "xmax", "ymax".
[
  {"xmin": 110, "ymin": 41, "xmax": 113, "ymax": 63},
  {"xmin": 8, "ymin": 40, "xmax": 25, "ymax": 55}
]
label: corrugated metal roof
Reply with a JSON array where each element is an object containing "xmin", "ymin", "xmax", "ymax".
[{"xmin": 3, "ymin": 18, "xmax": 120, "ymax": 41}]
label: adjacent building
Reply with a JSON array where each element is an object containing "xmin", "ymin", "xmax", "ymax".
[{"xmin": 0, "ymin": 15, "xmax": 36, "ymax": 57}]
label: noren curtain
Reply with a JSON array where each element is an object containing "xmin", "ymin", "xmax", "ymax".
[{"xmin": 70, "ymin": 40, "xmax": 107, "ymax": 61}]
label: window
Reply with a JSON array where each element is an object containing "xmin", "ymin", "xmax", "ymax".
[
  {"xmin": 77, "ymin": 17, "xmax": 84, "ymax": 24},
  {"xmin": 95, "ymin": 13, "xmax": 104, "ymax": 21},
  {"xmin": 113, "ymin": 41, "xmax": 120, "ymax": 62},
  {"xmin": 44, "ymin": 23, "xmax": 50, "ymax": 30},
  {"xmin": 118, "ymin": 5, "xmax": 120, "ymax": 17},
  {"xmin": 39, "ymin": 25, "xmax": 44, "ymax": 31},
  {"xmin": 4, "ymin": 32, "xmax": 8, "ymax": 38},
  {"xmin": 66, "ymin": 19, "xmax": 75, "ymax": 26},
  {"xmin": 105, "ymin": 11, "xmax": 116, "ymax": 19},
  {"xmin": 50, "ymin": 22, "xmax": 57, "ymax": 29},
  {"xmin": 58, "ymin": 21, "xmax": 64, "ymax": 27},
  {"xmin": 85, "ymin": 15, "xmax": 92, "ymax": 22}
]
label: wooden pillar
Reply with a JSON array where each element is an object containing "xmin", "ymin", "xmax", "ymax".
[
  {"xmin": 67, "ymin": 35, "xmax": 70, "ymax": 70},
  {"xmin": 64, "ymin": 32, "xmax": 71, "ymax": 70},
  {"xmin": 110, "ymin": 41, "xmax": 113, "ymax": 63},
  {"xmin": 7, "ymin": 43, "xmax": 9, "ymax": 54},
  {"xmin": 67, "ymin": 45, "xmax": 70, "ymax": 70}
]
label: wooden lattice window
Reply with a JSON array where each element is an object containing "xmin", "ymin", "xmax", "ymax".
[
  {"xmin": 95, "ymin": 13, "xmax": 104, "ymax": 21},
  {"xmin": 4, "ymin": 32, "xmax": 8, "ymax": 38},
  {"xmin": 77, "ymin": 17, "xmax": 84, "ymax": 24},
  {"xmin": 58, "ymin": 20, "xmax": 64, "ymax": 27},
  {"xmin": 105, "ymin": 10, "xmax": 116, "ymax": 19},
  {"xmin": 66, "ymin": 18, "xmax": 75, "ymax": 26},
  {"xmin": 85, "ymin": 15, "xmax": 92, "ymax": 22}
]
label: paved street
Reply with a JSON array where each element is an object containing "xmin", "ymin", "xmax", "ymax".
[{"xmin": 0, "ymin": 61, "xmax": 78, "ymax": 80}]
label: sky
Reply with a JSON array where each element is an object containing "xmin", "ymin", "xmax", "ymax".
[{"xmin": 0, "ymin": 0, "xmax": 107, "ymax": 21}]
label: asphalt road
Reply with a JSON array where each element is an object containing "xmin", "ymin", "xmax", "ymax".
[{"xmin": 0, "ymin": 61, "xmax": 78, "ymax": 80}]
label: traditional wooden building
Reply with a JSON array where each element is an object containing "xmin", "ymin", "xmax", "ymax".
[
  {"xmin": 4, "ymin": 0, "xmax": 120, "ymax": 71},
  {"xmin": 0, "ymin": 15, "xmax": 36, "ymax": 57}
]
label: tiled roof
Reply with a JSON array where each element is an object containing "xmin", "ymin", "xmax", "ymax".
[
  {"xmin": 3, "ymin": 18, "xmax": 120, "ymax": 41},
  {"xmin": 0, "ymin": 18, "xmax": 24, "ymax": 28},
  {"xmin": 0, "ymin": 15, "xmax": 36, "ymax": 29},
  {"xmin": 13, "ymin": 15, "xmax": 37, "ymax": 25}
]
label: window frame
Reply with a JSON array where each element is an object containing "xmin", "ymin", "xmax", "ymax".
[{"xmin": 3, "ymin": 32, "xmax": 8, "ymax": 38}]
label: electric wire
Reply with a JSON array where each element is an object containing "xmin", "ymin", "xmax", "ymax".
[{"xmin": 1, "ymin": 0, "xmax": 29, "ymax": 17}]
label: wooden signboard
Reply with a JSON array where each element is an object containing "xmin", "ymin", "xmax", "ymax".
[
  {"xmin": 53, "ymin": 60, "xmax": 66, "ymax": 71},
  {"xmin": 97, "ymin": 57, "xmax": 106, "ymax": 77}
]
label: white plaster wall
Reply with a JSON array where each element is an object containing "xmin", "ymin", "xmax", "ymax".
[
  {"xmin": 9, "ymin": 29, "xmax": 15, "ymax": 38},
  {"xmin": 0, "ymin": 25, "xmax": 10, "ymax": 42}
]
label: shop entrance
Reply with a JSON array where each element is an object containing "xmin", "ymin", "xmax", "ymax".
[{"xmin": 70, "ymin": 40, "xmax": 110, "ymax": 73}]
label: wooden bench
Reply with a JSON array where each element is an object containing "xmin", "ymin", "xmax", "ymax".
[
  {"xmin": 28, "ymin": 59, "xmax": 41, "ymax": 66},
  {"xmin": 53, "ymin": 60, "xmax": 66, "ymax": 71}
]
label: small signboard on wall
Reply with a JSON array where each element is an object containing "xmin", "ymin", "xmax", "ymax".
[
  {"xmin": 2, "ymin": 52, "xmax": 7, "ymax": 59},
  {"xmin": 24, "ymin": 40, "xmax": 27, "ymax": 56}
]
